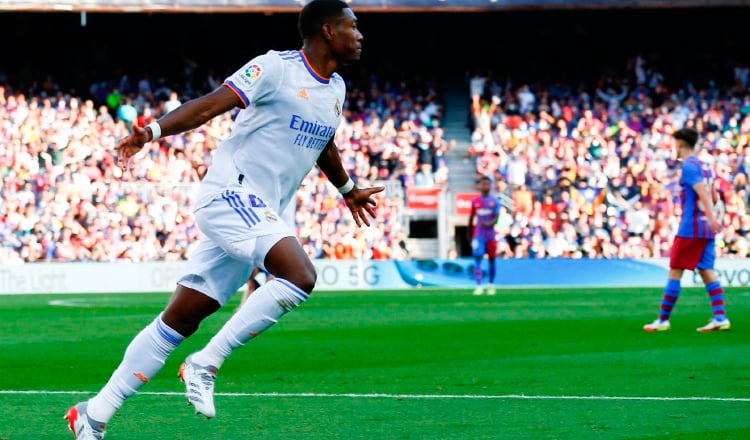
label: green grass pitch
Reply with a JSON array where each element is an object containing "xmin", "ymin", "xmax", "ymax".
[{"xmin": 1, "ymin": 286, "xmax": 748, "ymax": 439}]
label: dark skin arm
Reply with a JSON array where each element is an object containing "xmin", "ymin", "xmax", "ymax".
[
  {"xmin": 485, "ymin": 210, "xmax": 500, "ymax": 228},
  {"xmin": 116, "ymin": 86, "xmax": 242, "ymax": 165},
  {"xmin": 467, "ymin": 205, "xmax": 476, "ymax": 242},
  {"xmin": 693, "ymin": 180, "xmax": 721, "ymax": 233},
  {"xmin": 117, "ymin": 84, "xmax": 382, "ymax": 227},
  {"xmin": 316, "ymin": 139, "xmax": 384, "ymax": 227}
]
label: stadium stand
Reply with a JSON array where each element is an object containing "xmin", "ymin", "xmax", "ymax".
[{"xmin": 1, "ymin": 5, "xmax": 748, "ymax": 262}]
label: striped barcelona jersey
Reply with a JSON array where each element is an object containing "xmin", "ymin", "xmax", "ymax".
[
  {"xmin": 471, "ymin": 195, "xmax": 499, "ymax": 240},
  {"xmin": 677, "ymin": 155, "xmax": 714, "ymax": 239}
]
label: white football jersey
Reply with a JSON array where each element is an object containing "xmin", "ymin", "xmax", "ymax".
[{"xmin": 197, "ymin": 49, "xmax": 346, "ymax": 214}]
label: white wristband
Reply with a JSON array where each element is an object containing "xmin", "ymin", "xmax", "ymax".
[
  {"xmin": 337, "ymin": 178, "xmax": 355, "ymax": 194},
  {"xmin": 146, "ymin": 121, "xmax": 162, "ymax": 141}
]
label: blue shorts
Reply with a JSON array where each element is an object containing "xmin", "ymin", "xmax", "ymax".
[{"xmin": 471, "ymin": 237, "xmax": 498, "ymax": 258}]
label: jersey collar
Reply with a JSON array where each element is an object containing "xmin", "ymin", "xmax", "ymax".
[{"xmin": 299, "ymin": 50, "xmax": 331, "ymax": 84}]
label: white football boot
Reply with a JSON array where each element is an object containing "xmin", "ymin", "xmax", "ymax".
[
  {"xmin": 179, "ymin": 354, "xmax": 218, "ymax": 418},
  {"xmin": 64, "ymin": 401, "xmax": 106, "ymax": 440},
  {"xmin": 643, "ymin": 319, "xmax": 671, "ymax": 332},
  {"xmin": 696, "ymin": 318, "xmax": 731, "ymax": 332}
]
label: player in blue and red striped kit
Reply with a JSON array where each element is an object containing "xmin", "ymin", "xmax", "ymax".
[
  {"xmin": 644, "ymin": 127, "xmax": 731, "ymax": 332},
  {"xmin": 467, "ymin": 175, "xmax": 500, "ymax": 295}
]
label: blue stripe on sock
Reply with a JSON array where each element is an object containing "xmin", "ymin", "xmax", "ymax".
[
  {"xmin": 666, "ymin": 278, "xmax": 681, "ymax": 292},
  {"xmin": 276, "ymin": 278, "xmax": 309, "ymax": 301},
  {"xmin": 706, "ymin": 281, "xmax": 721, "ymax": 292},
  {"xmin": 662, "ymin": 299, "xmax": 676, "ymax": 307},
  {"xmin": 156, "ymin": 318, "xmax": 183, "ymax": 346}
]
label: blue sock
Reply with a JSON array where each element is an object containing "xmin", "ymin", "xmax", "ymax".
[
  {"xmin": 705, "ymin": 281, "xmax": 727, "ymax": 321},
  {"xmin": 658, "ymin": 279, "xmax": 681, "ymax": 322}
]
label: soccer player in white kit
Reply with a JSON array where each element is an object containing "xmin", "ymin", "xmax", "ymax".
[{"xmin": 64, "ymin": 2, "xmax": 382, "ymax": 438}]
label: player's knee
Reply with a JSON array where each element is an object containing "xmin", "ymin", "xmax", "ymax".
[
  {"xmin": 271, "ymin": 262, "xmax": 317, "ymax": 294},
  {"xmin": 161, "ymin": 313, "xmax": 201, "ymax": 338},
  {"xmin": 289, "ymin": 267, "xmax": 317, "ymax": 294}
]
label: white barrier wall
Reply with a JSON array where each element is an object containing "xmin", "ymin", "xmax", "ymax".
[
  {"xmin": 2, "ymin": 258, "xmax": 749, "ymax": 295},
  {"xmin": 0, "ymin": 262, "xmax": 187, "ymax": 295},
  {"xmin": 0, "ymin": 260, "xmax": 410, "ymax": 294}
]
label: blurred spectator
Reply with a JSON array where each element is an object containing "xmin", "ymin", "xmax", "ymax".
[
  {"xmin": 164, "ymin": 91, "xmax": 182, "ymax": 113},
  {"xmin": 1, "ymin": 68, "xmax": 451, "ymax": 263},
  {"xmin": 467, "ymin": 61, "xmax": 750, "ymax": 260},
  {"xmin": 4, "ymin": 57, "xmax": 750, "ymax": 263}
]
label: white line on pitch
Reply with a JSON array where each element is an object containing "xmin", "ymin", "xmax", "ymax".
[{"xmin": 1, "ymin": 390, "xmax": 748, "ymax": 402}]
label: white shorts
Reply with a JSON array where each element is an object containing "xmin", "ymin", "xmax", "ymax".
[{"xmin": 178, "ymin": 186, "xmax": 294, "ymax": 306}]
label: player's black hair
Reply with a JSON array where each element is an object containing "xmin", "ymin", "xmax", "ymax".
[
  {"xmin": 298, "ymin": 0, "xmax": 350, "ymax": 40},
  {"xmin": 478, "ymin": 175, "xmax": 492, "ymax": 183},
  {"xmin": 673, "ymin": 127, "xmax": 699, "ymax": 148}
]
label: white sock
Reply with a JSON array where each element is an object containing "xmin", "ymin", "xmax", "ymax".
[
  {"xmin": 190, "ymin": 278, "xmax": 308, "ymax": 369},
  {"xmin": 87, "ymin": 314, "xmax": 184, "ymax": 423}
]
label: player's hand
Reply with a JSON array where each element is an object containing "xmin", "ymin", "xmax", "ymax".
[
  {"xmin": 708, "ymin": 217, "xmax": 722, "ymax": 234},
  {"xmin": 115, "ymin": 124, "xmax": 151, "ymax": 169},
  {"xmin": 343, "ymin": 185, "xmax": 385, "ymax": 227}
]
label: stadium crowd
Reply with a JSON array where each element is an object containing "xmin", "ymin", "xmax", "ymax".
[
  {"xmin": 2, "ymin": 54, "xmax": 749, "ymax": 263},
  {"xmin": 466, "ymin": 57, "xmax": 750, "ymax": 259},
  {"xmin": 0, "ymin": 69, "xmax": 450, "ymax": 263}
]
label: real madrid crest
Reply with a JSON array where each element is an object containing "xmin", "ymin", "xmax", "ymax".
[
  {"xmin": 264, "ymin": 210, "xmax": 278, "ymax": 223},
  {"xmin": 334, "ymin": 98, "xmax": 341, "ymax": 118}
]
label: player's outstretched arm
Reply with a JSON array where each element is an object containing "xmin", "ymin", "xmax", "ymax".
[{"xmin": 116, "ymin": 86, "xmax": 242, "ymax": 168}]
